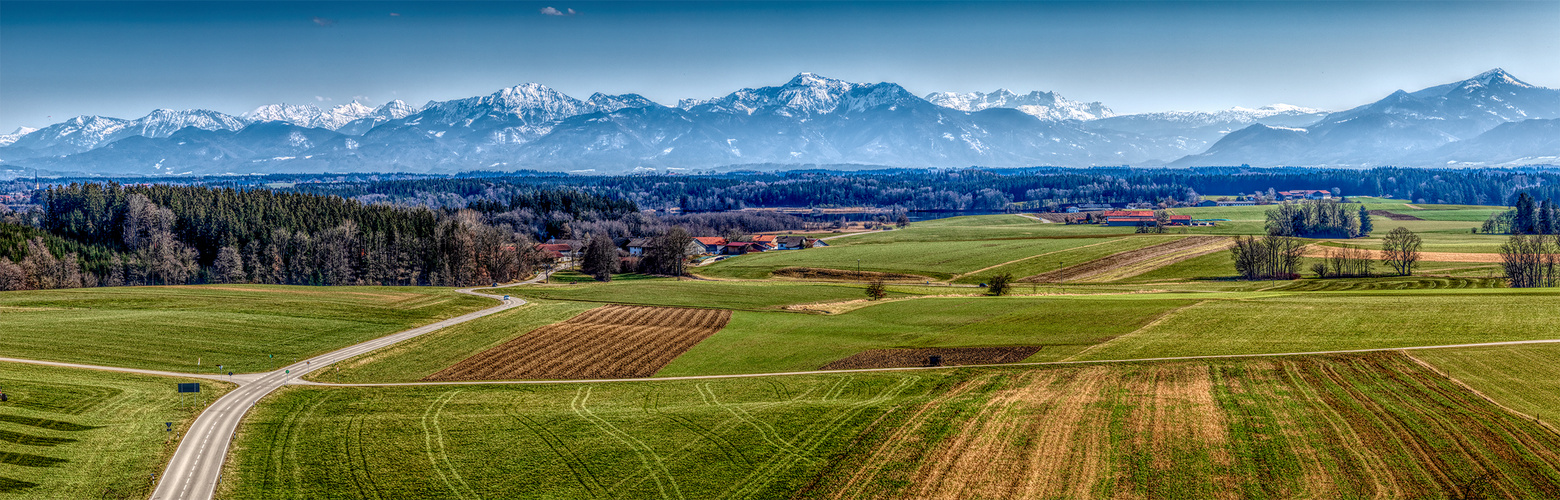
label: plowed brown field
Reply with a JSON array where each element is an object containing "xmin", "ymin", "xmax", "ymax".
[
  {"xmin": 820, "ymin": 346, "xmax": 1043, "ymax": 370},
  {"xmin": 806, "ymin": 352, "xmax": 1560, "ymax": 500},
  {"xmin": 1021, "ymin": 236, "xmax": 1232, "ymax": 283},
  {"xmin": 425, "ymin": 305, "xmax": 731, "ymax": 381}
]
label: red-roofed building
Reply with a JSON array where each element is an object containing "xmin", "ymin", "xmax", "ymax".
[
  {"xmin": 692, "ymin": 237, "xmax": 727, "ymax": 254},
  {"xmin": 1104, "ymin": 214, "xmax": 1194, "ymax": 227},
  {"xmin": 1102, "ymin": 210, "xmax": 1155, "ymax": 218},
  {"xmin": 1277, "ymin": 190, "xmax": 1333, "ymax": 201}
]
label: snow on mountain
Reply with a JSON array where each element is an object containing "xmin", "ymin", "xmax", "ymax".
[
  {"xmin": 925, "ymin": 89, "xmax": 1115, "ymax": 121},
  {"xmin": 6, "ymin": 69, "xmax": 1557, "ymax": 174},
  {"xmin": 1101, "ymin": 104, "xmax": 1327, "ymax": 127},
  {"xmin": 127, "ymin": 109, "xmax": 249, "ymax": 138},
  {"xmin": 1175, "ymin": 69, "xmax": 1560, "ymax": 167},
  {"xmin": 0, "ymin": 127, "xmax": 39, "ymax": 147},
  {"xmin": 335, "ymin": 100, "xmax": 424, "ymax": 135},
  {"xmin": 243, "ymin": 101, "xmax": 382, "ymax": 130},
  {"xmin": 585, "ymin": 93, "xmax": 660, "ymax": 113},
  {"xmin": 688, "ymin": 73, "xmax": 869, "ymax": 117}
]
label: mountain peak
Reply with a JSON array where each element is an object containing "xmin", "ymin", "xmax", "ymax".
[
  {"xmin": 1468, "ymin": 68, "xmax": 1532, "ymax": 89},
  {"xmin": 786, "ymin": 72, "xmax": 847, "ymax": 88}
]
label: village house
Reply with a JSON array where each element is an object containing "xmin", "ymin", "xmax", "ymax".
[
  {"xmin": 1277, "ymin": 189, "xmax": 1333, "ymax": 201},
  {"xmin": 1101, "ymin": 210, "xmax": 1193, "ymax": 227},
  {"xmin": 692, "ymin": 237, "xmax": 727, "ymax": 255},
  {"xmin": 774, "ymin": 235, "xmax": 826, "ymax": 250}
]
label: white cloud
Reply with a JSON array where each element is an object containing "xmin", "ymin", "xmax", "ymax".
[
  {"xmin": 540, "ymin": 6, "xmax": 577, "ymax": 16},
  {"xmin": 314, "ymin": 96, "xmax": 331, "ymax": 102}
]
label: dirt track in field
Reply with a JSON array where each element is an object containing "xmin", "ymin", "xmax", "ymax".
[
  {"xmin": 1369, "ymin": 209, "xmax": 1425, "ymax": 221},
  {"xmin": 1021, "ymin": 236, "xmax": 1232, "ymax": 283},
  {"xmin": 1303, "ymin": 245, "xmax": 1504, "ymax": 263},
  {"xmin": 816, "ymin": 352, "xmax": 1560, "ymax": 500},
  {"xmin": 425, "ymin": 305, "xmax": 731, "ymax": 381},
  {"xmin": 773, "ymin": 267, "xmax": 930, "ymax": 282},
  {"xmin": 820, "ymin": 346, "xmax": 1042, "ymax": 370}
]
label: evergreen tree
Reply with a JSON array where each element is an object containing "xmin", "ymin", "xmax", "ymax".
[
  {"xmin": 1358, "ymin": 204, "xmax": 1373, "ymax": 236},
  {"xmin": 1515, "ymin": 192, "xmax": 1537, "ymax": 234}
]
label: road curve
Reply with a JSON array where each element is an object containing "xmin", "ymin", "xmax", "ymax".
[{"xmin": 149, "ymin": 283, "xmax": 529, "ymax": 500}]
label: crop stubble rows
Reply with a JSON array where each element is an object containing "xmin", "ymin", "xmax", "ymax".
[
  {"xmin": 807, "ymin": 352, "xmax": 1560, "ymax": 500},
  {"xmin": 1022, "ymin": 236, "xmax": 1232, "ymax": 283},
  {"xmin": 426, "ymin": 305, "xmax": 732, "ymax": 380}
]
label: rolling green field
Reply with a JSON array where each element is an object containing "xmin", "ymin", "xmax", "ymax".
[
  {"xmin": 0, "ymin": 361, "xmax": 231, "ymax": 498},
  {"xmin": 316, "ymin": 299, "xmax": 603, "ymax": 384},
  {"xmin": 220, "ymin": 372, "xmax": 946, "ymax": 499},
  {"xmin": 223, "ymin": 353, "xmax": 1560, "ymax": 499},
  {"xmin": 0, "ymin": 285, "xmax": 490, "ymax": 373},
  {"xmin": 511, "ymin": 278, "xmax": 938, "ymax": 311},
  {"xmin": 701, "ymin": 235, "xmax": 1150, "ymax": 281},
  {"xmin": 1415, "ymin": 343, "xmax": 1560, "ymax": 422},
  {"xmin": 1072, "ymin": 289, "xmax": 1560, "ymax": 361},
  {"xmin": 947, "ymin": 235, "xmax": 1178, "ymax": 283},
  {"xmin": 658, "ymin": 295, "xmax": 1196, "ymax": 376}
]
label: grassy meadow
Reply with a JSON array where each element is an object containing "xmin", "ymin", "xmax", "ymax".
[
  {"xmin": 0, "ymin": 362, "xmax": 232, "ymax": 498},
  {"xmin": 1415, "ymin": 343, "xmax": 1560, "ymax": 422},
  {"xmin": 658, "ymin": 295, "xmax": 1197, "ymax": 376},
  {"xmin": 1071, "ymin": 289, "xmax": 1560, "ymax": 361},
  {"xmin": 0, "ymin": 285, "xmax": 490, "ymax": 373},
  {"xmin": 224, "ymin": 353, "xmax": 1560, "ymax": 499}
]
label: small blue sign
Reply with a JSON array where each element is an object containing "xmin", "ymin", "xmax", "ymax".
[{"xmin": 177, "ymin": 383, "xmax": 201, "ymax": 393}]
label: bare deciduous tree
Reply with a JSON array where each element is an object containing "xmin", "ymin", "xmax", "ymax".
[{"xmin": 1381, "ymin": 227, "xmax": 1422, "ymax": 276}]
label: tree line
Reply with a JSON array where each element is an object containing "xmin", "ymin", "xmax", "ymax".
[{"xmin": 0, "ymin": 183, "xmax": 606, "ymax": 290}]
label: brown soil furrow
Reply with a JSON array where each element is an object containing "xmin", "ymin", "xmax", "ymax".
[
  {"xmin": 1021, "ymin": 236, "xmax": 1230, "ymax": 283},
  {"xmin": 826, "ymin": 375, "xmax": 992, "ymax": 499},
  {"xmin": 820, "ymin": 346, "xmax": 1043, "ymax": 371},
  {"xmin": 425, "ymin": 306, "xmax": 731, "ymax": 381}
]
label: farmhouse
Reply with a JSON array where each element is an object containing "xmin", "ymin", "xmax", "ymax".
[
  {"xmin": 692, "ymin": 237, "xmax": 727, "ymax": 254},
  {"xmin": 625, "ymin": 238, "xmax": 653, "ymax": 256},
  {"xmin": 537, "ymin": 241, "xmax": 582, "ymax": 262},
  {"xmin": 1102, "ymin": 211, "xmax": 1194, "ymax": 227},
  {"xmin": 1278, "ymin": 189, "xmax": 1333, "ymax": 201},
  {"xmin": 774, "ymin": 235, "xmax": 824, "ymax": 250},
  {"xmin": 722, "ymin": 242, "xmax": 767, "ymax": 255}
]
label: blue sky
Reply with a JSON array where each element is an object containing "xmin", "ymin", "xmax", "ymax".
[{"xmin": 2, "ymin": 1, "xmax": 1557, "ymax": 132}]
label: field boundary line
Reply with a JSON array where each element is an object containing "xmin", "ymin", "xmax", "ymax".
[
  {"xmin": 301, "ymin": 337, "xmax": 1560, "ymax": 388},
  {"xmin": 0, "ymin": 357, "xmax": 249, "ymax": 382},
  {"xmin": 1401, "ymin": 352, "xmax": 1560, "ymax": 436},
  {"xmin": 1060, "ymin": 300, "xmax": 1208, "ymax": 362},
  {"xmin": 951, "ymin": 237, "xmax": 1127, "ymax": 281}
]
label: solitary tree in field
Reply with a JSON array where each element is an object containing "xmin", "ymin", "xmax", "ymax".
[
  {"xmin": 1381, "ymin": 227, "xmax": 1422, "ymax": 276},
  {"xmin": 987, "ymin": 273, "xmax": 1014, "ymax": 296},
  {"xmin": 866, "ymin": 279, "xmax": 888, "ymax": 300},
  {"xmin": 581, "ymin": 234, "xmax": 619, "ymax": 282},
  {"xmin": 896, "ymin": 213, "xmax": 910, "ymax": 228}
]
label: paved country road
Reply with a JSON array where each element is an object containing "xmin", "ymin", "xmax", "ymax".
[{"xmin": 146, "ymin": 283, "xmax": 531, "ymax": 500}]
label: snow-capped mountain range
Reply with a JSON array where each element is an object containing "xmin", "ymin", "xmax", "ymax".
[
  {"xmin": 2, "ymin": 69, "xmax": 1556, "ymax": 175},
  {"xmin": 924, "ymin": 89, "xmax": 1115, "ymax": 121}
]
